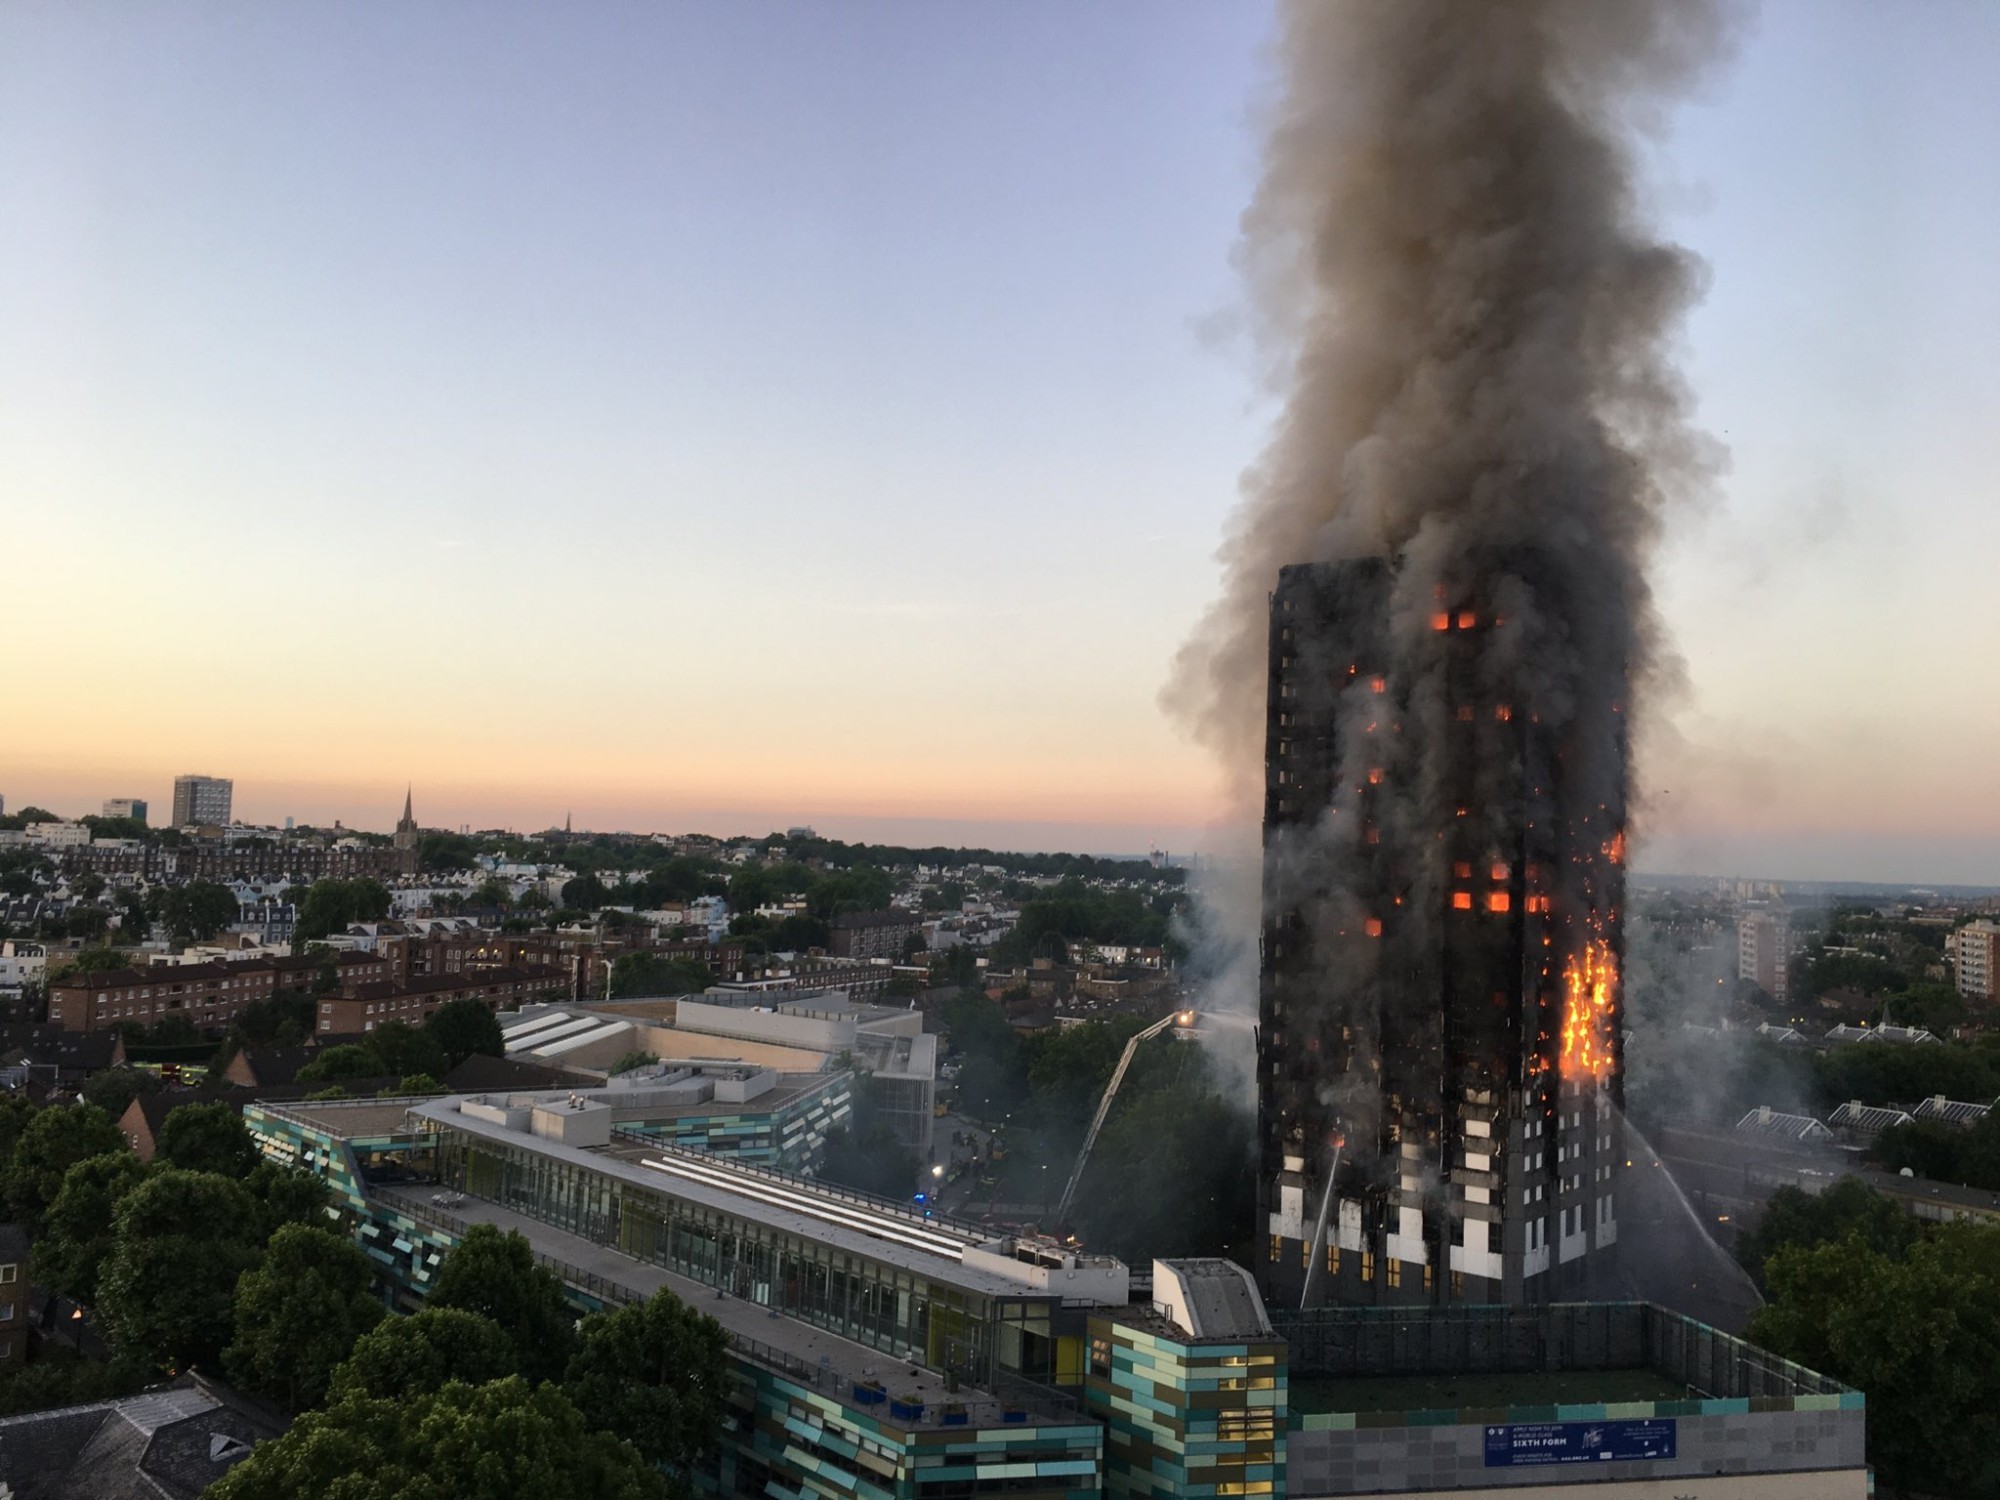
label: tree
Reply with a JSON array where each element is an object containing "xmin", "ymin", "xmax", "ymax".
[
  {"xmin": 608, "ymin": 1050, "xmax": 655, "ymax": 1075},
  {"xmin": 297, "ymin": 1044, "xmax": 383, "ymax": 1084},
  {"xmin": 97, "ymin": 1169, "xmax": 265, "ymax": 1369},
  {"xmin": 610, "ymin": 951, "xmax": 712, "ymax": 999},
  {"xmin": 467, "ymin": 878, "xmax": 514, "ymax": 910},
  {"xmin": 64, "ymin": 907, "xmax": 109, "ymax": 942},
  {"xmin": 1071, "ymin": 1088, "xmax": 1252, "ymax": 1261},
  {"xmin": 415, "ymin": 831, "xmax": 479, "ymax": 873},
  {"xmin": 392, "ymin": 1073, "xmax": 444, "ymax": 1095},
  {"xmin": 32, "ymin": 1151, "xmax": 149, "ymax": 1303},
  {"xmin": 1025, "ymin": 1016, "xmax": 1152, "ymax": 1143},
  {"xmin": 156, "ymin": 880, "xmax": 241, "ymax": 945},
  {"xmin": 563, "ymin": 1288, "xmax": 730, "ymax": 1470},
  {"xmin": 3, "ymin": 1103, "xmax": 127, "ymax": 1228},
  {"xmin": 818, "ymin": 1124, "xmax": 921, "ymax": 1200},
  {"xmin": 561, "ymin": 874, "xmax": 610, "ymax": 911},
  {"xmin": 116, "ymin": 891, "xmax": 150, "ymax": 941},
  {"xmin": 329, "ymin": 1308, "xmax": 518, "ymax": 1404},
  {"xmin": 246, "ymin": 1160, "xmax": 334, "ymax": 1240},
  {"xmin": 83, "ymin": 1065, "xmax": 161, "ymax": 1120},
  {"xmin": 427, "ymin": 1225, "xmax": 578, "ymax": 1384},
  {"xmin": 0, "ymin": 1095, "xmax": 37, "ymax": 1164},
  {"xmin": 1736, "ymin": 1178, "xmax": 1921, "ymax": 1287},
  {"xmin": 293, "ymin": 878, "xmax": 393, "ymax": 946},
  {"xmin": 940, "ymin": 992, "xmax": 1027, "ymax": 1118},
  {"xmin": 363, "ymin": 1021, "xmax": 447, "ymax": 1081},
  {"xmin": 155, "ymin": 1101, "xmax": 261, "ymax": 1178},
  {"xmin": 65, "ymin": 946, "xmax": 132, "ymax": 976},
  {"xmin": 1750, "ymin": 1224, "xmax": 2000, "ymax": 1498},
  {"xmin": 225, "ymin": 1224, "xmax": 385, "ymax": 1411},
  {"xmin": 204, "ymin": 1377, "xmax": 667, "ymax": 1500},
  {"xmin": 424, "ymin": 998, "xmax": 504, "ymax": 1068},
  {"xmin": 930, "ymin": 943, "xmax": 979, "ymax": 991}
]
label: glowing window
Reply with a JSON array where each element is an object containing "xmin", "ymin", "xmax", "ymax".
[
  {"xmin": 1386, "ymin": 1258, "xmax": 1402, "ymax": 1289},
  {"xmin": 1431, "ymin": 612, "xmax": 1450, "ymax": 631},
  {"xmin": 1495, "ymin": 704, "xmax": 1513, "ymax": 721},
  {"xmin": 1364, "ymin": 918, "xmax": 1383, "ymax": 938},
  {"xmin": 1367, "ymin": 768, "xmax": 1384, "ymax": 785},
  {"xmin": 1370, "ymin": 676, "xmax": 1386, "ymax": 694},
  {"xmin": 1457, "ymin": 610, "xmax": 1476, "ymax": 629},
  {"xmin": 1453, "ymin": 861, "xmax": 1472, "ymax": 879},
  {"xmin": 1452, "ymin": 892, "xmax": 1473, "ymax": 911},
  {"xmin": 1360, "ymin": 1252, "xmax": 1374, "ymax": 1282},
  {"xmin": 1491, "ymin": 862, "xmax": 1509, "ymax": 880},
  {"xmin": 1487, "ymin": 893, "xmax": 1511, "ymax": 913}
]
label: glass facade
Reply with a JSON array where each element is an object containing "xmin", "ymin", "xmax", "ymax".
[
  {"xmin": 430, "ymin": 1124, "xmax": 1065, "ymax": 1387},
  {"xmin": 612, "ymin": 1074, "xmax": 849, "ymax": 1169}
]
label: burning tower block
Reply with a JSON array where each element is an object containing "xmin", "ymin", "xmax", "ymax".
[{"xmin": 1258, "ymin": 560, "xmax": 1626, "ymax": 1308}]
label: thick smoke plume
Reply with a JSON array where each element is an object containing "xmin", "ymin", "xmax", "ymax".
[{"xmin": 1170, "ymin": 0, "xmax": 1731, "ymax": 803}]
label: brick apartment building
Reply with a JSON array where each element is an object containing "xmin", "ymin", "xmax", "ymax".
[
  {"xmin": 827, "ymin": 909, "xmax": 922, "ymax": 961},
  {"xmin": 48, "ymin": 952, "xmax": 392, "ymax": 1033},
  {"xmin": 0, "ymin": 1225, "xmax": 25, "ymax": 1370},
  {"xmin": 316, "ymin": 964, "xmax": 567, "ymax": 1036},
  {"xmin": 60, "ymin": 841, "xmax": 417, "ymax": 883}
]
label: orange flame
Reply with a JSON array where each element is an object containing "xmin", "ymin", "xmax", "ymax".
[{"xmin": 1560, "ymin": 939, "xmax": 1617, "ymax": 1081}]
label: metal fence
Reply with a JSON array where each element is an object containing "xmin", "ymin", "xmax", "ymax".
[
  {"xmin": 622, "ymin": 1136, "xmax": 989, "ymax": 1241},
  {"xmin": 1271, "ymin": 1301, "xmax": 1852, "ymax": 1400}
]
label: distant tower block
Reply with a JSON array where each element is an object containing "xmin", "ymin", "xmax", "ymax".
[{"xmin": 171, "ymin": 775, "xmax": 233, "ymax": 828}]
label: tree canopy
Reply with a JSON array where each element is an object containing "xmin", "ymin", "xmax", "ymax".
[
  {"xmin": 563, "ymin": 1288, "xmax": 730, "ymax": 1469},
  {"xmin": 226, "ymin": 1224, "xmax": 386, "ymax": 1411},
  {"xmin": 293, "ymin": 878, "xmax": 393, "ymax": 947},
  {"xmin": 98, "ymin": 1169, "xmax": 267, "ymax": 1369},
  {"xmin": 427, "ymin": 1224, "xmax": 579, "ymax": 1385},
  {"xmin": 328, "ymin": 1308, "xmax": 518, "ymax": 1405},
  {"xmin": 32, "ymin": 1151, "xmax": 148, "ymax": 1304},
  {"xmin": 205, "ymin": 1377, "xmax": 668, "ymax": 1500},
  {"xmin": 156, "ymin": 1102, "xmax": 262, "ymax": 1179},
  {"xmin": 1751, "ymin": 1222, "xmax": 2000, "ymax": 1498},
  {"xmin": 3, "ymin": 1103, "xmax": 127, "ymax": 1229},
  {"xmin": 151, "ymin": 881, "xmax": 241, "ymax": 946},
  {"xmin": 424, "ymin": 998, "xmax": 505, "ymax": 1068}
]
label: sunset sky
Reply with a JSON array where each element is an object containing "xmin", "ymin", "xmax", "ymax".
[{"xmin": 4, "ymin": 2, "xmax": 1998, "ymax": 881}]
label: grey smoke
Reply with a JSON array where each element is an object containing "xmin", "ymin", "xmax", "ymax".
[{"xmin": 1169, "ymin": 0, "xmax": 1735, "ymax": 810}]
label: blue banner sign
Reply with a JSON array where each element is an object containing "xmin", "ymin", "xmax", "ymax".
[{"xmin": 1483, "ymin": 1418, "xmax": 1677, "ymax": 1467}]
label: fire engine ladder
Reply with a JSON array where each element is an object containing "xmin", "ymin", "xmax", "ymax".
[{"xmin": 1054, "ymin": 1009, "xmax": 1191, "ymax": 1227}]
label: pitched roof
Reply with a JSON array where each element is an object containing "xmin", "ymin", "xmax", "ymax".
[
  {"xmin": 231, "ymin": 1044, "xmax": 316, "ymax": 1086},
  {"xmin": 1912, "ymin": 1095, "xmax": 1994, "ymax": 1129},
  {"xmin": 1828, "ymin": 1100, "xmax": 1915, "ymax": 1135},
  {"xmin": 0, "ymin": 1025, "xmax": 121, "ymax": 1072},
  {"xmin": 1734, "ymin": 1106, "xmax": 1835, "ymax": 1144}
]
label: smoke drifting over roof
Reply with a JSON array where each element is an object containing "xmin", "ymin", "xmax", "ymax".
[{"xmin": 1169, "ymin": 0, "xmax": 1736, "ymax": 805}]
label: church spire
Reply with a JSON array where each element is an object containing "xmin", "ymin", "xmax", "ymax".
[{"xmin": 393, "ymin": 786, "xmax": 419, "ymax": 852}]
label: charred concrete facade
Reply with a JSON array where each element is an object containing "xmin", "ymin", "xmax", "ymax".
[{"xmin": 1257, "ymin": 561, "xmax": 1626, "ymax": 1311}]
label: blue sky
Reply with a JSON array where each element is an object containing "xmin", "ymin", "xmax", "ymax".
[{"xmin": 2, "ymin": 2, "xmax": 1996, "ymax": 880}]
